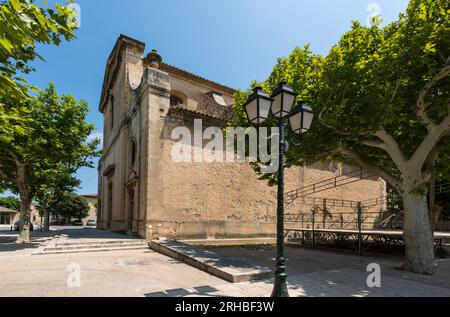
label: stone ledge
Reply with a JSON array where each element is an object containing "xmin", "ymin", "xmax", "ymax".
[
  {"xmin": 182, "ymin": 238, "xmax": 276, "ymax": 247},
  {"xmin": 149, "ymin": 240, "xmax": 273, "ymax": 283}
]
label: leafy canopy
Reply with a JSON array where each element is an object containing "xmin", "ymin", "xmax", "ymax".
[
  {"xmin": 0, "ymin": 0, "xmax": 77, "ymax": 100},
  {"xmin": 47, "ymin": 192, "xmax": 90, "ymax": 220},
  {"xmin": 0, "ymin": 196, "xmax": 20, "ymax": 210},
  {"xmin": 0, "ymin": 83, "xmax": 100, "ymax": 199},
  {"xmin": 232, "ymin": 0, "xmax": 450, "ymax": 189}
]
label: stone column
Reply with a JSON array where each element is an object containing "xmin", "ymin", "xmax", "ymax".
[{"xmin": 137, "ymin": 66, "xmax": 171, "ymax": 239}]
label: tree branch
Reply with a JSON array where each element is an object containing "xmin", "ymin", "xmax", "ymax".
[
  {"xmin": 0, "ymin": 166, "xmax": 13, "ymax": 182},
  {"xmin": 373, "ymin": 129, "xmax": 407, "ymax": 172},
  {"xmin": 318, "ymin": 108, "xmax": 368, "ymax": 136},
  {"xmin": 7, "ymin": 151, "xmax": 20, "ymax": 165},
  {"xmin": 0, "ymin": 167, "xmax": 7, "ymax": 179},
  {"xmin": 320, "ymin": 108, "xmax": 408, "ymax": 175},
  {"xmin": 421, "ymin": 146, "xmax": 440, "ymax": 181},
  {"xmin": 337, "ymin": 148, "xmax": 403, "ymax": 193},
  {"xmin": 318, "ymin": 108, "xmax": 351, "ymax": 136},
  {"xmin": 410, "ymin": 114, "xmax": 450, "ymax": 174},
  {"xmin": 417, "ymin": 65, "xmax": 450, "ymax": 129},
  {"xmin": 363, "ymin": 139, "xmax": 385, "ymax": 149}
]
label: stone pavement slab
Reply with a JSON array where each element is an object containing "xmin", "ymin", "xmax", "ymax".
[
  {"xmin": 1, "ymin": 231, "xmax": 450, "ymax": 297},
  {"xmin": 150, "ymin": 240, "xmax": 273, "ymax": 283}
]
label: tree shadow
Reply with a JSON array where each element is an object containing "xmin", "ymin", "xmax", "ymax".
[
  {"xmin": 0, "ymin": 230, "xmax": 61, "ymax": 253},
  {"xmin": 189, "ymin": 245, "xmax": 450, "ymax": 297},
  {"xmin": 145, "ymin": 285, "xmax": 230, "ymax": 298}
]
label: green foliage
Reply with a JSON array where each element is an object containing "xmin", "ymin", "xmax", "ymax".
[
  {"xmin": 0, "ymin": 0, "xmax": 77, "ymax": 100},
  {"xmin": 91, "ymin": 199, "xmax": 97, "ymax": 210},
  {"xmin": 35, "ymin": 164, "xmax": 81, "ymax": 217},
  {"xmin": 0, "ymin": 0, "xmax": 77, "ymax": 142},
  {"xmin": 0, "ymin": 83, "xmax": 100, "ymax": 200},
  {"xmin": 48, "ymin": 192, "xmax": 90, "ymax": 219},
  {"xmin": 232, "ymin": 0, "xmax": 450, "ymax": 187},
  {"xmin": 0, "ymin": 196, "xmax": 20, "ymax": 210}
]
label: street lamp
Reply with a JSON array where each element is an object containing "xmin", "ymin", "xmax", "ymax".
[
  {"xmin": 289, "ymin": 102, "xmax": 315, "ymax": 135},
  {"xmin": 244, "ymin": 87, "xmax": 273, "ymax": 125},
  {"xmin": 243, "ymin": 82, "xmax": 315, "ymax": 298}
]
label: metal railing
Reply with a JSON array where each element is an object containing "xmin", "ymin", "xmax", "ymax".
[
  {"xmin": 285, "ymin": 168, "xmax": 377, "ymax": 204},
  {"xmin": 285, "ymin": 209, "xmax": 383, "ymax": 231}
]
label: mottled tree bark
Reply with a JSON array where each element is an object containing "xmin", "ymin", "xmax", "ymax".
[
  {"xmin": 16, "ymin": 163, "xmax": 32, "ymax": 244},
  {"xmin": 43, "ymin": 203, "xmax": 50, "ymax": 232},
  {"xmin": 402, "ymin": 184, "xmax": 435, "ymax": 275},
  {"xmin": 17, "ymin": 196, "xmax": 31, "ymax": 244}
]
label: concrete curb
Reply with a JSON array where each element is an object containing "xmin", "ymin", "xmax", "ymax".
[
  {"xmin": 182, "ymin": 238, "xmax": 276, "ymax": 247},
  {"xmin": 150, "ymin": 240, "xmax": 273, "ymax": 283}
]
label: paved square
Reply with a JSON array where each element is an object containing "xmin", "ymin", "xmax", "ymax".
[{"xmin": 1, "ymin": 229, "xmax": 449, "ymax": 297}]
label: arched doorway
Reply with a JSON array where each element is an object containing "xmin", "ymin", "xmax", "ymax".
[
  {"xmin": 126, "ymin": 171, "xmax": 139, "ymax": 236},
  {"xmin": 107, "ymin": 182, "xmax": 113, "ymax": 230},
  {"xmin": 127, "ymin": 186, "xmax": 135, "ymax": 233}
]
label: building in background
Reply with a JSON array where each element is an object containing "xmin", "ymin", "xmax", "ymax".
[
  {"xmin": 0, "ymin": 205, "xmax": 41, "ymax": 227},
  {"xmin": 0, "ymin": 206, "xmax": 18, "ymax": 225},
  {"xmin": 97, "ymin": 35, "xmax": 386, "ymax": 240},
  {"xmin": 80, "ymin": 194, "xmax": 98, "ymax": 225}
]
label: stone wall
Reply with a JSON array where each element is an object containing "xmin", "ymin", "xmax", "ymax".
[
  {"xmin": 144, "ymin": 113, "xmax": 385, "ymax": 240},
  {"xmin": 98, "ymin": 35, "xmax": 386, "ymax": 241}
]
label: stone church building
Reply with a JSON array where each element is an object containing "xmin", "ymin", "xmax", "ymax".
[{"xmin": 97, "ymin": 35, "xmax": 386, "ymax": 240}]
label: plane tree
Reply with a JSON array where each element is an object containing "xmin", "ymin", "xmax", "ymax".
[
  {"xmin": 0, "ymin": 196, "xmax": 20, "ymax": 210},
  {"xmin": 233, "ymin": 0, "xmax": 450, "ymax": 274},
  {"xmin": 35, "ymin": 165, "xmax": 81, "ymax": 232},
  {"xmin": 0, "ymin": 0, "xmax": 76, "ymax": 101},
  {"xmin": 44, "ymin": 192, "xmax": 90, "ymax": 224},
  {"xmin": 0, "ymin": 83, "xmax": 99, "ymax": 243}
]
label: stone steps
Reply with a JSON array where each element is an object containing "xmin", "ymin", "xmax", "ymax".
[
  {"xmin": 33, "ymin": 240, "xmax": 149, "ymax": 255},
  {"xmin": 55, "ymin": 240, "xmax": 146, "ymax": 247}
]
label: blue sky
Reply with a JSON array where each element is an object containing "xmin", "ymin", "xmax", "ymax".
[{"xmin": 20, "ymin": 0, "xmax": 409, "ymax": 195}]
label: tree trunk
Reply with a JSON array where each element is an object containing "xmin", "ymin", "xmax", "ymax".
[
  {"xmin": 402, "ymin": 187, "xmax": 435, "ymax": 275},
  {"xmin": 16, "ymin": 163, "xmax": 31, "ymax": 244},
  {"xmin": 16, "ymin": 194, "xmax": 32, "ymax": 244},
  {"xmin": 43, "ymin": 204, "xmax": 50, "ymax": 232}
]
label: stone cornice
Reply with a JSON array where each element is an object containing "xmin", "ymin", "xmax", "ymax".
[
  {"xmin": 137, "ymin": 67, "xmax": 171, "ymax": 99},
  {"xmin": 99, "ymin": 35, "xmax": 145, "ymax": 113},
  {"xmin": 158, "ymin": 63, "xmax": 236, "ymax": 96}
]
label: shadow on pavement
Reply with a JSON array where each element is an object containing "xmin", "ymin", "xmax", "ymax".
[
  {"xmin": 0, "ymin": 230, "xmax": 61, "ymax": 253},
  {"xmin": 145, "ymin": 285, "xmax": 229, "ymax": 298},
  {"xmin": 0, "ymin": 227, "xmax": 139, "ymax": 253}
]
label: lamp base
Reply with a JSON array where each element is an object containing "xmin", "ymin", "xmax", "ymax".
[{"xmin": 271, "ymin": 273, "xmax": 290, "ymax": 298}]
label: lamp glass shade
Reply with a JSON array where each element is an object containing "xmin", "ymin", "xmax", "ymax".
[
  {"xmin": 289, "ymin": 103, "xmax": 315, "ymax": 134},
  {"xmin": 272, "ymin": 93, "xmax": 296, "ymax": 118},
  {"xmin": 289, "ymin": 110, "xmax": 302, "ymax": 134},
  {"xmin": 258, "ymin": 97, "xmax": 272, "ymax": 124},
  {"xmin": 243, "ymin": 87, "xmax": 272, "ymax": 125},
  {"xmin": 271, "ymin": 83, "xmax": 296, "ymax": 118},
  {"xmin": 271, "ymin": 93, "xmax": 283, "ymax": 118},
  {"xmin": 244, "ymin": 98, "xmax": 258, "ymax": 124},
  {"xmin": 302, "ymin": 110, "xmax": 314, "ymax": 132}
]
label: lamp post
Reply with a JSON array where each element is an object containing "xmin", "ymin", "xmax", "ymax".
[{"xmin": 243, "ymin": 82, "xmax": 315, "ymax": 298}]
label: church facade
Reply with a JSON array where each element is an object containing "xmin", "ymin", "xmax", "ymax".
[{"xmin": 97, "ymin": 35, "xmax": 386, "ymax": 240}]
